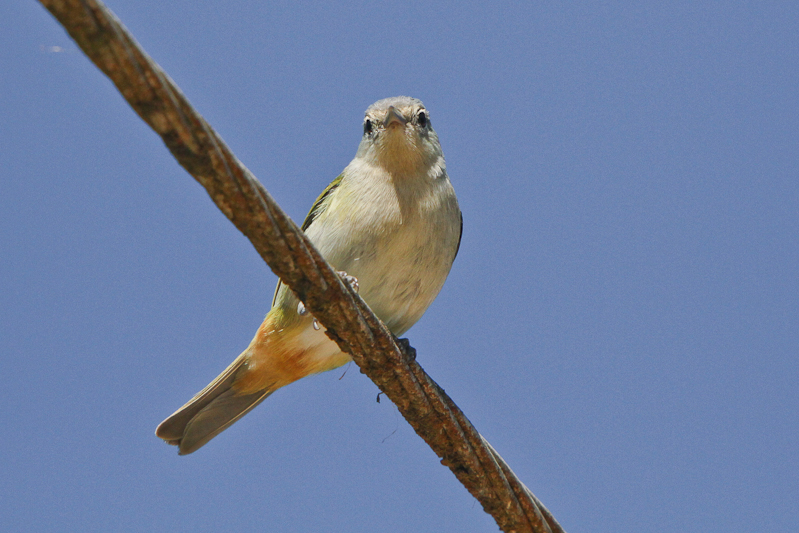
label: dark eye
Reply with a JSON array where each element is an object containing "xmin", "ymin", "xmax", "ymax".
[
  {"xmin": 363, "ymin": 119, "xmax": 373, "ymax": 135},
  {"xmin": 417, "ymin": 111, "xmax": 428, "ymax": 127}
]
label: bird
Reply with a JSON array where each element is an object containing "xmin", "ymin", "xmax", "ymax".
[{"xmin": 155, "ymin": 96, "xmax": 462, "ymax": 455}]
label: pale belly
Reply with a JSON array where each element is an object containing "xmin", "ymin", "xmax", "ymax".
[
  {"xmin": 285, "ymin": 224, "xmax": 456, "ymax": 373},
  {"xmin": 275, "ymin": 172, "xmax": 460, "ymax": 370}
]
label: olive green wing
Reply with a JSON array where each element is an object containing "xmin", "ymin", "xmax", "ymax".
[
  {"xmin": 301, "ymin": 174, "xmax": 343, "ymax": 231},
  {"xmin": 271, "ymin": 174, "xmax": 344, "ymax": 307}
]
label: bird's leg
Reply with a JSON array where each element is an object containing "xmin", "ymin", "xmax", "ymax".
[{"xmin": 395, "ymin": 337, "xmax": 417, "ymax": 361}]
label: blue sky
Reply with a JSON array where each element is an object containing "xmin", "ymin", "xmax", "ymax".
[{"xmin": 3, "ymin": 2, "xmax": 798, "ymax": 532}]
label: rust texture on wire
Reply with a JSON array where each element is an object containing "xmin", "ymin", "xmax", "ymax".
[{"xmin": 39, "ymin": 1, "xmax": 565, "ymax": 532}]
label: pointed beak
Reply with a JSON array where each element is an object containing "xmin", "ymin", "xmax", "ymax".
[{"xmin": 384, "ymin": 106, "xmax": 407, "ymax": 128}]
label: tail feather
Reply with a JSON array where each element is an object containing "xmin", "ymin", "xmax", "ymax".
[
  {"xmin": 155, "ymin": 356, "xmax": 272, "ymax": 455},
  {"xmin": 177, "ymin": 388, "xmax": 273, "ymax": 455}
]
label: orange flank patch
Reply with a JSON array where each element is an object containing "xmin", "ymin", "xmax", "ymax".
[{"xmin": 231, "ymin": 309, "xmax": 350, "ymax": 395}]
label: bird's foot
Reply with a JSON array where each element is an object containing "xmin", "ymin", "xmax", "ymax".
[
  {"xmin": 298, "ymin": 304, "xmax": 321, "ymax": 330},
  {"xmin": 297, "ymin": 271, "xmax": 358, "ymax": 327},
  {"xmin": 395, "ymin": 337, "xmax": 417, "ymax": 361},
  {"xmin": 297, "ymin": 301, "xmax": 309, "ymax": 316},
  {"xmin": 337, "ymin": 271, "xmax": 359, "ymax": 293},
  {"xmin": 297, "ymin": 302, "xmax": 321, "ymax": 330}
]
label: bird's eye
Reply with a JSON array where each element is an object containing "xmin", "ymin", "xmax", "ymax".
[
  {"xmin": 363, "ymin": 119, "xmax": 373, "ymax": 135},
  {"xmin": 417, "ymin": 111, "xmax": 428, "ymax": 127}
]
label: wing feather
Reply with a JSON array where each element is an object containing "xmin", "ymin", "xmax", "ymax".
[{"xmin": 271, "ymin": 174, "xmax": 344, "ymax": 307}]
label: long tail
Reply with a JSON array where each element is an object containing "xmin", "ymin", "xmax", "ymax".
[{"xmin": 155, "ymin": 356, "xmax": 273, "ymax": 455}]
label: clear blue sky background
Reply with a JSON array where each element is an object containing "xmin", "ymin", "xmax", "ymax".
[{"xmin": 2, "ymin": 2, "xmax": 797, "ymax": 532}]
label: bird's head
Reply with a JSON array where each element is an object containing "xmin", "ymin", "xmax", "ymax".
[{"xmin": 355, "ymin": 96, "xmax": 444, "ymax": 177}]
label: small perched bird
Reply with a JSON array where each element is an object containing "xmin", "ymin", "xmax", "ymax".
[{"xmin": 156, "ymin": 96, "xmax": 462, "ymax": 454}]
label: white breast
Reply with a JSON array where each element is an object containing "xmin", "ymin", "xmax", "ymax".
[{"xmin": 306, "ymin": 159, "xmax": 460, "ymax": 335}]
